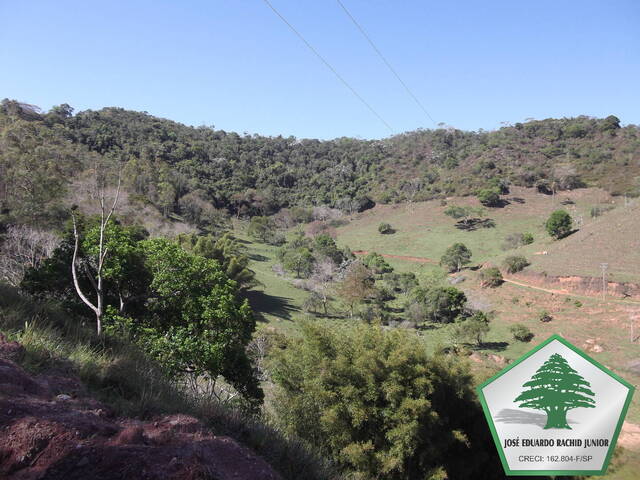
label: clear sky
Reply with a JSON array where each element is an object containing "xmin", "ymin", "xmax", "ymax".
[{"xmin": 1, "ymin": 1, "xmax": 638, "ymax": 139}]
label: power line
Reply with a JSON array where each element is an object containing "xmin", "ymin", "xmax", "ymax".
[
  {"xmin": 336, "ymin": 0, "xmax": 437, "ymax": 126},
  {"xmin": 261, "ymin": 0, "xmax": 394, "ymax": 134}
]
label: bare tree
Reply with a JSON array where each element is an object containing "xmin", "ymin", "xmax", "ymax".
[
  {"xmin": 0, "ymin": 225, "xmax": 58, "ymax": 286},
  {"xmin": 71, "ymin": 168, "xmax": 121, "ymax": 336},
  {"xmin": 308, "ymin": 258, "xmax": 337, "ymax": 315},
  {"xmin": 401, "ymin": 178, "xmax": 423, "ymax": 210}
]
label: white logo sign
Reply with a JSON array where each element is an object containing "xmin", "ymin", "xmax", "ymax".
[{"xmin": 478, "ymin": 335, "xmax": 634, "ymax": 476}]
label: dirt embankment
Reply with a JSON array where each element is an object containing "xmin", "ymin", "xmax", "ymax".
[
  {"xmin": 0, "ymin": 335, "xmax": 281, "ymax": 480},
  {"xmin": 509, "ymin": 271, "xmax": 640, "ymax": 301}
]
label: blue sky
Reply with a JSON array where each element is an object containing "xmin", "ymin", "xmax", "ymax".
[{"xmin": 1, "ymin": 0, "xmax": 638, "ymax": 139}]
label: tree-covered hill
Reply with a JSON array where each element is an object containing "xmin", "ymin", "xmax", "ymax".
[{"xmin": 2, "ymin": 98, "xmax": 639, "ymax": 228}]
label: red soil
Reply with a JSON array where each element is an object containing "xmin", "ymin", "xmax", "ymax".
[{"xmin": 0, "ymin": 334, "xmax": 281, "ymax": 480}]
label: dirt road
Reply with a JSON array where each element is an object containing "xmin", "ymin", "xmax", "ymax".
[{"xmin": 352, "ymin": 251, "xmax": 640, "ymax": 305}]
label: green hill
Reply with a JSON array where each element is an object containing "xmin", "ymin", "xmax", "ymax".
[{"xmin": 2, "ymin": 99, "xmax": 639, "ymax": 231}]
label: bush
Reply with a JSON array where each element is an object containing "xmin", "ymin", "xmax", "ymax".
[
  {"xmin": 503, "ymin": 255, "xmax": 530, "ymax": 274},
  {"xmin": 477, "ymin": 187, "xmax": 501, "ymax": 207},
  {"xmin": 510, "ymin": 324, "xmax": 534, "ymax": 342},
  {"xmin": 479, "ymin": 267, "xmax": 503, "ymax": 288},
  {"xmin": 501, "ymin": 232, "xmax": 534, "ymax": 250},
  {"xmin": 378, "ymin": 222, "xmax": 394, "ymax": 234},
  {"xmin": 590, "ymin": 205, "xmax": 614, "ymax": 218},
  {"xmin": 545, "ymin": 210, "xmax": 573, "ymax": 239},
  {"xmin": 269, "ymin": 322, "xmax": 502, "ymax": 480},
  {"xmin": 538, "ymin": 310, "xmax": 553, "ymax": 322}
]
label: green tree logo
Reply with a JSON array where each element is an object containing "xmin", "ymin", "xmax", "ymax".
[{"xmin": 514, "ymin": 353, "xmax": 596, "ymax": 429}]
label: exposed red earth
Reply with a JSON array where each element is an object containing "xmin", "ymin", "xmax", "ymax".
[
  {"xmin": 352, "ymin": 251, "xmax": 640, "ymax": 305},
  {"xmin": 0, "ymin": 335, "xmax": 281, "ymax": 480}
]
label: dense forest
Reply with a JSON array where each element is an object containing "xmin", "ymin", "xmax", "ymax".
[{"xmin": 1, "ymin": 99, "xmax": 639, "ymax": 231}]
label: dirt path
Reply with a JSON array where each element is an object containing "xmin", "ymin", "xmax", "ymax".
[{"xmin": 352, "ymin": 251, "xmax": 640, "ymax": 306}]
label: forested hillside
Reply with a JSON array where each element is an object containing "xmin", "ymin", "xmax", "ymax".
[{"xmin": 2, "ymin": 99, "xmax": 639, "ymax": 231}]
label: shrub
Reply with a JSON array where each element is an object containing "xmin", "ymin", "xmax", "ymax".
[
  {"xmin": 503, "ymin": 255, "xmax": 530, "ymax": 274},
  {"xmin": 477, "ymin": 187, "xmax": 501, "ymax": 207},
  {"xmin": 510, "ymin": 324, "xmax": 534, "ymax": 342},
  {"xmin": 501, "ymin": 232, "xmax": 534, "ymax": 250},
  {"xmin": 479, "ymin": 267, "xmax": 503, "ymax": 288},
  {"xmin": 590, "ymin": 205, "xmax": 614, "ymax": 218},
  {"xmin": 269, "ymin": 322, "xmax": 502, "ymax": 480},
  {"xmin": 378, "ymin": 222, "xmax": 394, "ymax": 234},
  {"xmin": 545, "ymin": 210, "xmax": 573, "ymax": 239},
  {"xmin": 538, "ymin": 310, "xmax": 553, "ymax": 322}
]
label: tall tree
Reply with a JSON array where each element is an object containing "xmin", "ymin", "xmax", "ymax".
[
  {"xmin": 440, "ymin": 243, "xmax": 472, "ymax": 272},
  {"xmin": 545, "ymin": 210, "xmax": 573, "ymax": 239},
  {"xmin": 71, "ymin": 167, "xmax": 121, "ymax": 335},
  {"xmin": 335, "ymin": 262, "xmax": 375, "ymax": 317},
  {"xmin": 514, "ymin": 353, "xmax": 595, "ymax": 429}
]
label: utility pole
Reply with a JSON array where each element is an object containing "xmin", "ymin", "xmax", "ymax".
[{"xmin": 600, "ymin": 263, "xmax": 608, "ymax": 301}]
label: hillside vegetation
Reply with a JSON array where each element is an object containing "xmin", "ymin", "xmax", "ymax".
[{"xmin": 2, "ymin": 99, "xmax": 639, "ymax": 231}]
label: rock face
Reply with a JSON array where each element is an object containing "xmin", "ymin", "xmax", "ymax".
[{"xmin": 0, "ymin": 337, "xmax": 281, "ymax": 480}]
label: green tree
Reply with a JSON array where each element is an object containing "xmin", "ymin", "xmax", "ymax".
[
  {"xmin": 545, "ymin": 210, "xmax": 573, "ymax": 239},
  {"xmin": 335, "ymin": 262, "xmax": 375, "ymax": 317},
  {"xmin": 313, "ymin": 233, "xmax": 344, "ymax": 264},
  {"xmin": 479, "ymin": 266, "xmax": 503, "ymax": 287},
  {"xmin": 270, "ymin": 322, "xmax": 502, "ymax": 479},
  {"xmin": 363, "ymin": 252, "xmax": 393, "ymax": 275},
  {"xmin": 504, "ymin": 255, "xmax": 530, "ymax": 274},
  {"xmin": 514, "ymin": 353, "xmax": 595, "ymax": 429},
  {"xmin": 453, "ymin": 311, "xmax": 490, "ymax": 345},
  {"xmin": 444, "ymin": 205, "xmax": 475, "ymax": 226},
  {"xmin": 177, "ymin": 232, "xmax": 258, "ymax": 290},
  {"xmin": 282, "ymin": 247, "xmax": 315, "ymax": 278},
  {"xmin": 440, "ymin": 243, "xmax": 472, "ymax": 272},
  {"xmin": 140, "ymin": 238, "xmax": 262, "ymax": 405},
  {"xmin": 477, "ymin": 187, "xmax": 501, "ymax": 207},
  {"xmin": 600, "ymin": 115, "xmax": 620, "ymax": 132},
  {"xmin": 410, "ymin": 286, "xmax": 467, "ymax": 323},
  {"xmin": 247, "ymin": 216, "xmax": 280, "ymax": 244}
]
